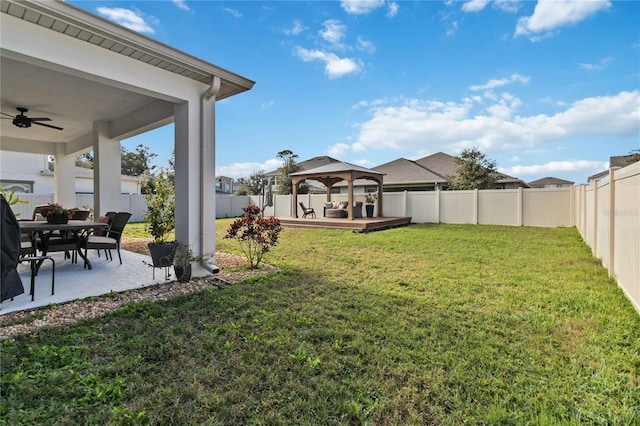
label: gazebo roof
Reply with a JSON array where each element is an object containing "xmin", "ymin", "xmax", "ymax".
[{"xmin": 290, "ymin": 161, "xmax": 385, "ymax": 180}]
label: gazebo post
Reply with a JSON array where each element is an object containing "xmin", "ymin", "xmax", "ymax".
[
  {"xmin": 377, "ymin": 180, "xmax": 384, "ymax": 217},
  {"xmin": 292, "ymin": 178, "xmax": 299, "ymax": 218},
  {"xmin": 347, "ymin": 179, "xmax": 354, "ymax": 220}
]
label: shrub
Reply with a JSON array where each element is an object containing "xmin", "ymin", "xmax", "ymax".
[
  {"xmin": 143, "ymin": 169, "xmax": 175, "ymax": 243},
  {"xmin": 225, "ymin": 204, "xmax": 282, "ymax": 269}
]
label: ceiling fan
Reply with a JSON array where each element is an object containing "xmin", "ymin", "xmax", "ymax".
[{"xmin": 1, "ymin": 107, "xmax": 63, "ymax": 131}]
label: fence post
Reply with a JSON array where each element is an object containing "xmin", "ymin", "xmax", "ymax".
[
  {"xmin": 608, "ymin": 168, "xmax": 616, "ymax": 278},
  {"xmin": 402, "ymin": 190, "xmax": 408, "ymax": 217},
  {"xmin": 517, "ymin": 187, "xmax": 523, "ymax": 226},
  {"xmin": 593, "ymin": 180, "xmax": 598, "ymax": 256},
  {"xmin": 435, "ymin": 189, "xmax": 441, "ymax": 223},
  {"xmin": 474, "ymin": 189, "xmax": 479, "ymax": 225}
]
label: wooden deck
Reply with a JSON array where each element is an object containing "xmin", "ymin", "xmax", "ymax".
[{"xmin": 279, "ymin": 216, "xmax": 412, "ymax": 232}]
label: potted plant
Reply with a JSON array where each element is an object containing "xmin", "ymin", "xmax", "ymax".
[
  {"xmin": 40, "ymin": 203, "xmax": 73, "ymax": 224},
  {"xmin": 172, "ymin": 244, "xmax": 202, "ymax": 282},
  {"xmin": 144, "ymin": 169, "xmax": 177, "ymax": 267},
  {"xmin": 364, "ymin": 192, "xmax": 377, "ymax": 218}
]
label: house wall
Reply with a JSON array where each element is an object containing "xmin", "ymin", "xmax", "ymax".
[
  {"xmin": 0, "ymin": 151, "xmax": 52, "ymax": 193},
  {"xmin": 1, "ymin": 152, "xmax": 140, "ymax": 194}
]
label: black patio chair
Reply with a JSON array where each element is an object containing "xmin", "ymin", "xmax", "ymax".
[
  {"xmin": 80, "ymin": 212, "xmax": 132, "ymax": 266},
  {"xmin": 299, "ymin": 202, "xmax": 316, "ymax": 218}
]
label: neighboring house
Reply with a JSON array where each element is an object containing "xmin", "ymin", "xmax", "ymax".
[
  {"xmin": 267, "ymin": 152, "xmax": 528, "ymax": 194},
  {"xmin": 337, "ymin": 152, "xmax": 528, "ymax": 193},
  {"xmin": 215, "ymin": 176, "xmax": 238, "ymax": 194},
  {"xmin": 588, "ymin": 154, "xmax": 640, "ymax": 183},
  {"xmin": 0, "ymin": 151, "xmax": 141, "ymax": 194},
  {"xmin": 528, "ymin": 177, "xmax": 575, "ymax": 189}
]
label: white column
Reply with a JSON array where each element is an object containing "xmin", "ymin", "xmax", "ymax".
[
  {"xmin": 93, "ymin": 121, "xmax": 122, "ymax": 215},
  {"xmin": 174, "ymin": 100, "xmax": 206, "ymax": 275},
  {"xmin": 53, "ymin": 143, "xmax": 76, "ymax": 207},
  {"xmin": 200, "ymin": 81, "xmax": 218, "ymax": 265}
]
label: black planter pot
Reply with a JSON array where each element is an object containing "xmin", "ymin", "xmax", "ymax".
[
  {"xmin": 148, "ymin": 242, "xmax": 178, "ymax": 267},
  {"xmin": 174, "ymin": 264, "xmax": 192, "ymax": 282},
  {"xmin": 47, "ymin": 213, "xmax": 69, "ymax": 224},
  {"xmin": 365, "ymin": 204, "xmax": 374, "ymax": 218}
]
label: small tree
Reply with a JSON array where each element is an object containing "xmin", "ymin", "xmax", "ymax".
[
  {"xmin": 144, "ymin": 169, "xmax": 175, "ymax": 243},
  {"xmin": 236, "ymin": 170, "xmax": 267, "ymax": 195},
  {"xmin": 276, "ymin": 150, "xmax": 304, "ymax": 195},
  {"xmin": 448, "ymin": 147, "xmax": 498, "ymax": 190},
  {"xmin": 225, "ymin": 204, "xmax": 282, "ymax": 269}
]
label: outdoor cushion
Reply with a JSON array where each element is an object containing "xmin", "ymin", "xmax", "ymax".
[{"xmin": 93, "ymin": 215, "xmax": 110, "ymax": 236}]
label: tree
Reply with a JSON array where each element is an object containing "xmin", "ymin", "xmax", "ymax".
[
  {"xmin": 276, "ymin": 150, "xmax": 302, "ymax": 195},
  {"xmin": 75, "ymin": 152, "xmax": 94, "ymax": 169},
  {"xmin": 236, "ymin": 170, "xmax": 266, "ymax": 196},
  {"xmin": 121, "ymin": 144, "xmax": 157, "ymax": 177},
  {"xmin": 448, "ymin": 147, "xmax": 498, "ymax": 190}
]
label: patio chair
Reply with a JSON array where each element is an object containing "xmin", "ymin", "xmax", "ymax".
[
  {"xmin": 80, "ymin": 212, "xmax": 132, "ymax": 266},
  {"xmin": 19, "ymin": 236, "xmax": 56, "ymax": 302},
  {"xmin": 299, "ymin": 202, "xmax": 316, "ymax": 218}
]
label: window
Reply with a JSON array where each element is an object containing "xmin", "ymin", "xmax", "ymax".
[{"xmin": 0, "ymin": 180, "xmax": 34, "ymax": 193}]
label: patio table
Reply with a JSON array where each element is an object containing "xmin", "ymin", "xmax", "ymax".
[{"xmin": 20, "ymin": 220, "xmax": 109, "ymax": 270}]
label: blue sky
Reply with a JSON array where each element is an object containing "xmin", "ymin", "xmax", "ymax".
[{"xmin": 71, "ymin": 0, "xmax": 639, "ymax": 184}]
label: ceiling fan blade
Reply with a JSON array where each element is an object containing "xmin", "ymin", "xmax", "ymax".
[
  {"xmin": 1, "ymin": 112, "xmax": 16, "ymax": 118},
  {"xmin": 29, "ymin": 117, "xmax": 52, "ymax": 122},
  {"xmin": 33, "ymin": 121, "xmax": 64, "ymax": 131}
]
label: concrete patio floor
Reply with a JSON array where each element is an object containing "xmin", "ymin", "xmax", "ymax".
[{"xmin": 1, "ymin": 249, "xmax": 173, "ymax": 315}]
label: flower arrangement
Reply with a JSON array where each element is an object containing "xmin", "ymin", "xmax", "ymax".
[
  {"xmin": 40, "ymin": 203, "xmax": 72, "ymax": 218},
  {"xmin": 365, "ymin": 192, "xmax": 378, "ymax": 204}
]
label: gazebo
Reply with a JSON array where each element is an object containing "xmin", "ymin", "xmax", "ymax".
[{"xmin": 290, "ymin": 162, "xmax": 385, "ymax": 220}]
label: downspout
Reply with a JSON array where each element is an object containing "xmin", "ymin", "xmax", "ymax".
[{"xmin": 200, "ymin": 76, "xmax": 221, "ymax": 274}]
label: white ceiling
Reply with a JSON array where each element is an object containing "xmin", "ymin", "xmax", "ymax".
[{"xmin": 1, "ymin": 56, "xmax": 161, "ymax": 145}]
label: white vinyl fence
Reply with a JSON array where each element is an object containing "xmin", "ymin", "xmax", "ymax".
[
  {"xmin": 10, "ymin": 163, "xmax": 639, "ymax": 313},
  {"xmin": 573, "ymin": 162, "xmax": 640, "ymax": 314}
]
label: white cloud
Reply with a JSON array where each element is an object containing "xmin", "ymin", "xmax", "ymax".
[
  {"xmin": 172, "ymin": 0, "xmax": 190, "ymax": 12},
  {"xmin": 261, "ymin": 100, "xmax": 275, "ymax": 109},
  {"xmin": 462, "ymin": 0, "xmax": 489, "ymax": 13},
  {"xmin": 320, "ymin": 19, "xmax": 347, "ymax": 47},
  {"xmin": 294, "ymin": 47, "xmax": 362, "ymax": 79},
  {"xmin": 515, "ymin": 0, "xmax": 611, "ymax": 39},
  {"xmin": 356, "ymin": 36, "xmax": 376, "ymax": 53},
  {"xmin": 351, "ymin": 90, "xmax": 639, "ymax": 155},
  {"xmin": 470, "ymin": 73, "xmax": 530, "ymax": 92},
  {"xmin": 284, "ymin": 19, "xmax": 307, "ymax": 36},
  {"xmin": 387, "ymin": 2, "xmax": 399, "ymax": 17},
  {"xmin": 96, "ymin": 7, "xmax": 156, "ymax": 34},
  {"xmin": 222, "ymin": 7, "xmax": 242, "ymax": 18},
  {"xmin": 578, "ymin": 57, "xmax": 613, "ymax": 71},
  {"xmin": 501, "ymin": 160, "xmax": 608, "ymax": 177},
  {"xmin": 328, "ymin": 143, "xmax": 351, "ymax": 158},
  {"xmin": 341, "ymin": 0, "xmax": 385, "ymax": 15},
  {"xmin": 217, "ymin": 159, "xmax": 283, "ymax": 180}
]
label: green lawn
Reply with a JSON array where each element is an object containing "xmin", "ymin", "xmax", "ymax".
[{"xmin": 2, "ymin": 222, "xmax": 639, "ymax": 425}]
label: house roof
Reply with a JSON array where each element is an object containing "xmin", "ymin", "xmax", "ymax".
[
  {"xmin": 372, "ymin": 158, "xmax": 447, "ymax": 184},
  {"xmin": 528, "ymin": 176, "xmax": 575, "ymax": 186},
  {"xmin": 588, "ymin": 154, "xmax": 639, "ymax": 181},
  {"xmin": 414, "ymin": 152, "xmax": 456, "ymax": 179}
]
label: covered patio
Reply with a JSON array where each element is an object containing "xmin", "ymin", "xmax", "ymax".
[{"xmin": 1, "ymin": 0, "xmax": 254, "ymax": 280}]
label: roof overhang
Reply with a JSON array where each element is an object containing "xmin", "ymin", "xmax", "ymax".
[{"xmin": 1, "ymin": 0, "xmax": 254, "ymax": 154}]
